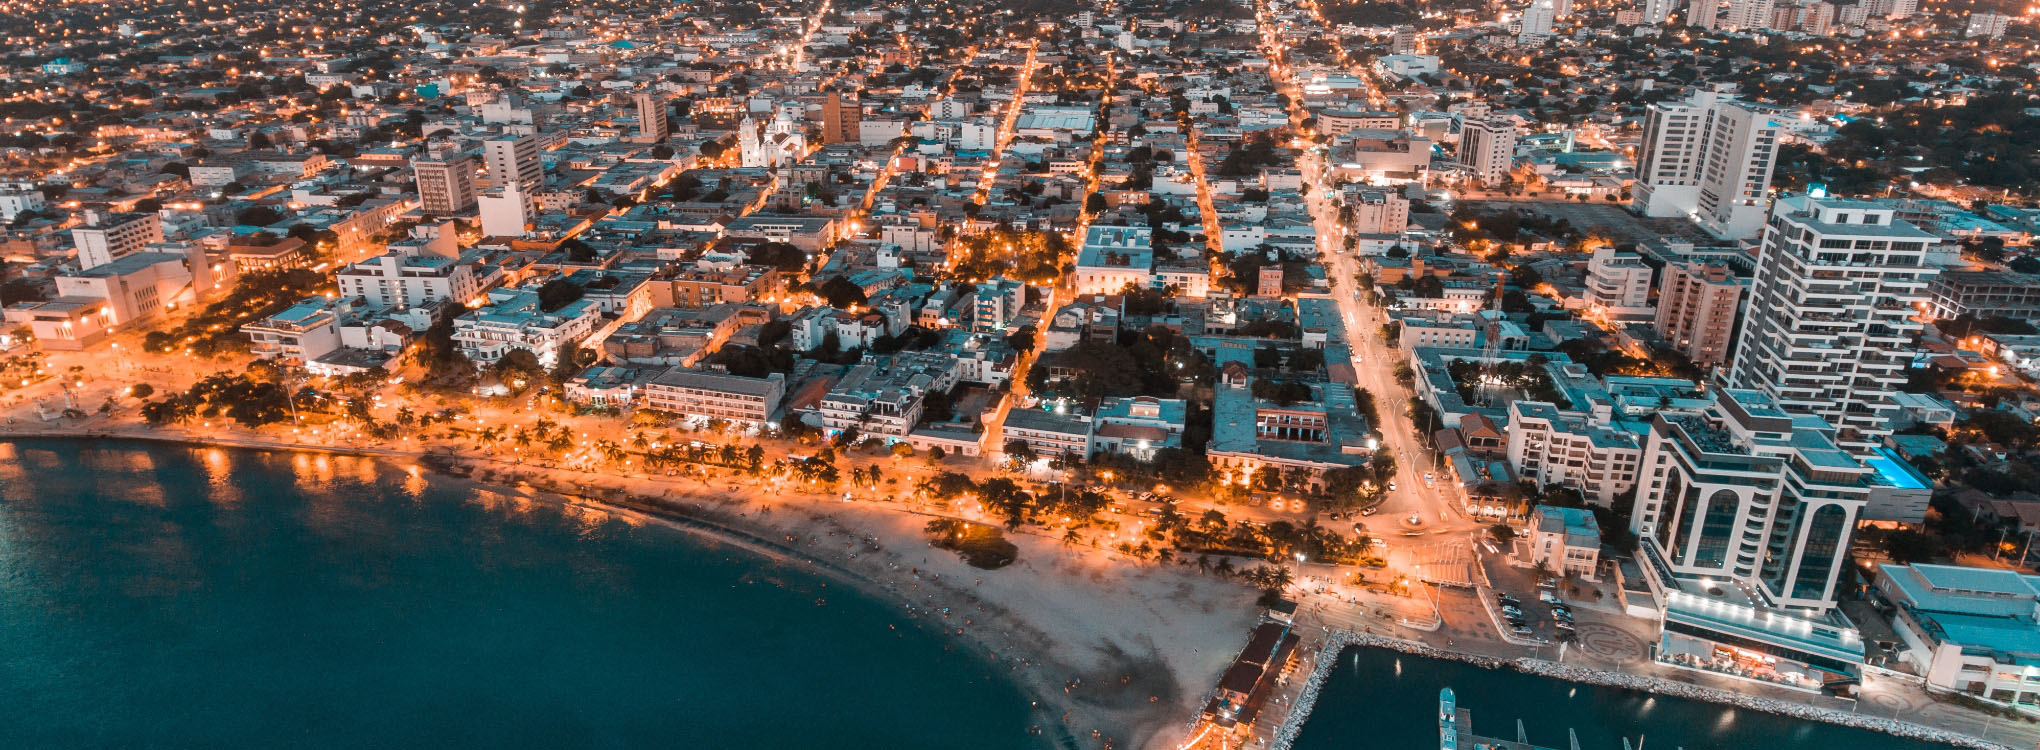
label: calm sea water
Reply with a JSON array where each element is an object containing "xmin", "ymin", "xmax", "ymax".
[
  {"xmin": 0, "ymin": 440, "xmax": 1041, "ymax": 749},
  {"xmin": 1293, "ymin": 647, "xmax": 1956, "ymax": 750}
]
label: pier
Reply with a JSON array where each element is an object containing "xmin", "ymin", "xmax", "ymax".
[{"xmin": 1440, "ymin": 687, "xmax": 1578, "ymax": 750}]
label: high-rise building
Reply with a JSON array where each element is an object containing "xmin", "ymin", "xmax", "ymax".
[
  {"xmin": 1458, "ymin": 119, "xmax": 1516, "ymax": 186},
  {"xmin": 1725, "ymin": 195, "xmax": 1940, "ymax": 454},
  {"xmin": 633, "ymin": 91, "xmax": 668, "ymax": 142},
  {"xmin": 1874, "ymin": 0, "xmax": 1915, "ymax": 19},
  {"xmin": 1631, "ymin": 89, "xmax": 1781, "ymax": 241},
  {"xmin": 72, "ymin": 211, "xmax": 164, "ymax": 270},
  {"xmin": 1390, "ymin": 26, "xmax": 1421, "ymax": 54},
  {"xmin": 1586, "ymin": 246, "xmax": 1655, "ymax": 318},
  {"xmin": 478, "ymin": 187, "xmax": 534, "ymax": 238},
  {"xmin": 1517, "ymin": 0, "xmax": 1557, "ymax": 40},
  {"xmin": 1640, "ymin": 0, "xmax": 1681, "ymax": 23},
  {"xmin": 1719, "ymin": 0, "xmax": 1774, "ymax": 29},
  {"xmin": 1965, "ymin": 10, "xmax": 2011, "ymax": 38},
  {"xmin": 413, "ymin": 154, "xmax": 479, "ymax": 215},
  {"xmin": 1655, "ymin": 258, "xmax": 1747, "ymax": 367},
  {"xmin": 1688, "ymin": 0, "xmax": 1721, "ymax": 28},
  {"xmin": 820, "ymin": 91, "xmax": 860, "ymax": 144},
  {"xmin": 484, "ymin": 134, "xmax": 544, "ymax": 193},
  {"xmin": 1632, "ymin": 389, "xmax": 1870, "ymax": 611}
]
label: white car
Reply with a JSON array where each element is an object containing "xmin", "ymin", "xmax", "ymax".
[{"xmin": 1539, "ymin": 590, "xmax": 1560, "ymax": 605}]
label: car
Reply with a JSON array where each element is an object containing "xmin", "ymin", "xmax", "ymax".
[
  {"xmin": 1501, "ymin": 609, "xmax": 1523, "ymax": 620},
  {"xmin": 1539, "ymin": 591, "xmax": 1561, "ymax": 605},
  {"xmin": 1387, "ymin": 481, "xmax": 1398, "ymax": 491},
  {"xmin": 1551, "ymin": 605, "xmax": 1573, "ymax": 618},
  {"xmin": 1495, "ymin": 593, "xmax": 1519, "ymax": 605},
  {"xmin": 1511, "ymin": 626, "xmax": 1534, "ymax": 636},
  {"xmin": 1360, "ymin": 506, "xmax": 1379, "ymax": 517},
  {"xmin": 1554, "ymin": 622, "xmax": 1576, "ymax": 632}
]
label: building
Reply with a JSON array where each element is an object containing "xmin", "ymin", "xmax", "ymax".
[
  {"xmin": 1632, "ymin": 389, "xmax": 1870, "ymax": 611},
  {"xmin": 818, "ymin": 352, "xmax": 959, "ymax": 440},
  {"xmin": 1631, "ymin": 89, "xmax": 1781, "ymax": 241},
  {"xmin": 1726, "ymin": 195, "xmax": 1940, "ymax": 454},
  {"xmin": 1927, "ymin": 269, "xmax": 2040, "ymax": 324},
  {"xmin": 242, "ymin": 296, "xmax": 347, "ymax": 365},
  {"xmin": 633, "ymin": 91, "xmax": 668, "ymax": 142},
  {"xmin": 484, "ymin": 134, "xmax": 544, "ymax": 192},
  {"xmin": 821, "ymin": 91, "xmax": 861, "ymax": 144},
  {"xmin": 413, "ymin": 154, "xmax": 479, "ymax": 214},
  {"xmin": 452, "ymin": 286, "xmax": 603, "ymax": 367},
  {"xmin": 1091, "ymin": 396, "xmax": 1188, "ymax": 460},
  {"xmin": 6, "ymin": 247, "xmax": 221, "ymax": 349},
  {"xmin": 0, "ymin": 190, "xmax": 46, "ymax": 222},
  {"xmin": 723, "ymin": 215, "xmax": 841, "ymax": 252},
  {"xmin": 1458, "ymin": 120, "xmax": 1516, "ymax": 186},
  {"xmin": 1507, "ymin": 401, "xmax": 1643, "ymax": 508},
  {"xmin": 1330, "ymin": 128, "xmax": 1433, "ymax": 184},
  {"xmin": 1517, "ymin": 0, "xmax": 1557, "ymax": 41},
  {"xmin": 970, "ymin": 278, "xmax": 1026, "ymax": 333},
  {"xmin": 1207, "ymin": 361, "xmax": 1376, "ymax": 492},
  {"xmin": 641, "ymin": 368, "xmax": 786, "ymax": 427},
  {"xmin": 1585, "ymin": 246, "xmax": 1654, "ymax": 319},
  {"xmin": 72, "ymin": 211, "xmax": 164, "ymax": 270},
  {"xmin": 1642, "ymin": 0, "xmax": 1680, "ymax": 23},
  {"xmin": 1655, "ymin": 258, "xmax": 1747, "ymax": 367},
  {"xmin": 1318, "ymin": 109, "xmax": 1401, "ymax": 137},
  {"xmin": 654, "ymin": 265, "xmax": 776, "ymax": 308},
  {"xmin": 1074, "ymin": 225, "xmax": 1154, "ymax": 295},
  {"xmin": 1530, "ymin": 505, "xmax": 1601, "ymax": 580},
  {"xmin": 1965, "ymin": 11, "xmax": 2012, "ymax": 38},
  {"xmin": 1875, "ymin": 563, "xmax": 2040, "ymax": 708},
  {"xmin": 337, "ymin": 245, "xmax": 495, "ymax": 310},
  {"xmin": 1344, "ymin": 190, "xmax": 1409, "ymax": 235},
  {"xmin": 999, "ymin": 408, "xmax": 1096, "ymax": 463},
  {"xmin": 479, "ymin": 188, "xmax": 533, "ymax": 237}
]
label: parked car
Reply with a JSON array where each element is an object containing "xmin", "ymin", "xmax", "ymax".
[
  {"xmin": 1511, "ymin": 626, "xmax": 1534, "ymax": 636},
  {"xmin": 1539, "ymin": 591, "xmax": 1561, "ymax": 605}
]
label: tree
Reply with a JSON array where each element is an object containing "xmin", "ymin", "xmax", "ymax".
[
  {"xmin": 817, "ymin": 275, "xmax": 867, "ymax": 308},
  {"xmin": 1489, "ymin": 523, "xmax": 1517, "ymax": 545},
  {"xmin": 1006, "ymin": 324, "xmax": 1037, "ymax": 352},
  {"xmin": 129, "ymin": 383, "xmax": 155, "ymax": 399},
  {"xmin": 535, "ymin": 279, "xmax": 584, "ymax": 313},
  {"xmin": 235, "ymin": 205, "xmax": 284, "ymax": 226}
]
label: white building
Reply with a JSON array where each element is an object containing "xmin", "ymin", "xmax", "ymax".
[
  {"xmin": 414, "ymin": 154, "xmax": 479, "ymax": 214},
  {"xmin": 1530, "ymin": 505, "xmax": 1601, "ymax": 580},
  {"xmin": 242, "ymin": 296, "xmax": 347, "ymax": 365},
  {"xmin": 1632, "ymin": 389, "xmax": 1870, "ymax": 611},
  {"xmin": 0, "ymin": 190, "xmax": 46, "ymax": 221},
  {"xmin": 641, "ymin": 368, "xmax": 786, "ymax": 427},
  {"xmin": 337, "ymin": 244, "xmax": 496, "ymax": 310},
  {"xmin": 1965, "ymin": 11, "xmax": 2012, "ymax": 38},
  {"xmin": 1458, "ymin": 119, "xmax": 1517, "ymax": 186},
  {"xmin": 1631, "ymin": 89, "xmax": 1782, "ymax": 241},
  {"xmin": 484, "ymin": 134, "xmax": 544, "ymax": 192},
  {"xmin": 452, "ymin": 286, "xmax": 603, "ymax": 367},
  {"xmin": 479, "ymin": 188, "xmax": 533, "ymax": 237},
  {"xmin": 634, "ymin": 90, "xmax": 669, "ymax": 142},
  {"xmin": 1508, "ymin": 401, "xmax": 1643, "ymax": 508},
  {"xmin": 1074, "ymin": 225, "xmax": 1154, "ymax": 295},
  {"xmin": 1726, "ymin": 194, "xmax": 1939, "ymax": 454},
  {"xmin": 1585, "ymin": 246, "xmax": 1654, "ymax": 318},
  {"xmin": 818, "ymin": 352, "xmax": 959, "ymax": 440},
  {"xmin": 72, "ymin": 211, "xmax": 165, "ymax": 270},
  {"xmin": 1876, "ymin": 563, "xmax": 2040, "ymax": 710}
]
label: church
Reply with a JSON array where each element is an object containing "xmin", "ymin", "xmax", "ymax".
[{"xmin": 738, "ymin": 110, "xmax": 806, "ymax": 169}]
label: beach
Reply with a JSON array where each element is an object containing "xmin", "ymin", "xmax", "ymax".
[{"xmin": 0, "ymin": 424, "xmax": 1258, "ymax": 750}]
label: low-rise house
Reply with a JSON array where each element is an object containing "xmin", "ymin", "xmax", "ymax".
[
  {"xmin": 1530, "ymin": 505, "xmax": 1601, "ymax": 580},
  {"xmin": 641, "ymin": 367, "xmax": 788, "ymax": 428}
]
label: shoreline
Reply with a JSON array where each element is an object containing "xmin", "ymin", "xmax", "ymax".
[
  {"xmin": 2, "ymin": 429, "xmax": 1254, "ymax": 750},
  {"xmin": 1268, "ymin": 630, "xmax": 2013, "ymax": 750}
]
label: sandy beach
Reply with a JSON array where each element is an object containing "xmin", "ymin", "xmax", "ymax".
[{"xmin": 0, "ymin": 425, "xmax": 1260, "ymax": 750}]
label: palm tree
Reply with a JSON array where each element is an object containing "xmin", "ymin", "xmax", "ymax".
[{"xmin": 1061, "ymin": 528, "xmax": 1083, "ymax": 549}]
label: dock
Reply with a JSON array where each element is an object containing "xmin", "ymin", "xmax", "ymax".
[{"xmin": 1440, "ymin": 688, "xmax": 1577, "ymax": 750}]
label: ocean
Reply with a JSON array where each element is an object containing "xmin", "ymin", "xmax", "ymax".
[
  {"xmin": 0, "ymin": 439, "xmax": 1042, "ymax": 748},
  {"xmin": 1292, "ymin": 646, "xmax": 1958, "ymax": 750}
]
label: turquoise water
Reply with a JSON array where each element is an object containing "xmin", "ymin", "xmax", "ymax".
[
  {"xmin": 0, "ymin": 440, "xmax": 1041, "ymax": 748},
  {"xmin": 1293, "ymin": 647, "xmax": 1955, "ymax": 750}
]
